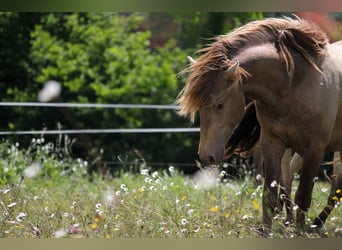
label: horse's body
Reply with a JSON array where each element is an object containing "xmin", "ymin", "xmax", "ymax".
[
  {"xmin": 176, "ymin": 17, "xmax": 342, "ymax": 235},
  {"xmin": 228, "ymin": 101, "xmax": 342, "ymax": 226}
]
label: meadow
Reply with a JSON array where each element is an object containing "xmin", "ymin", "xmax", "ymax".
[{"xmin": 0, "ymin": 137, "xmax": 342, "ymax": 238}]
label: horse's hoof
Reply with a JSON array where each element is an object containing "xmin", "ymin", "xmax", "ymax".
[{"xmin": 256, "ymin": 226, "xmax": 271, "ymax": 238}]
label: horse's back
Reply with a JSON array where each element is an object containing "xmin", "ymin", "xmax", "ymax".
[{"xmin": 325, "ymin": 41, "xmax": 342, "ymax": 150}]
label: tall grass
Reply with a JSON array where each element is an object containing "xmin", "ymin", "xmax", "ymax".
[{"xmin": 0, "ymin": 137, "xmax": 341, "ymax": 238}]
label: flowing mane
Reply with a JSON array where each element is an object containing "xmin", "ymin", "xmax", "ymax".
[{"xmin": 175, "ymin": 16, "xmax": 328, "ymax": 122}]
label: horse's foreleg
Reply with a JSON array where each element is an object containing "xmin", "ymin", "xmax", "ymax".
[
  {"xmin": 313, "ymin": 151, "xmax": 342, "ymax": 227},
  {"xmin": 279, "ymin": 148, "xmax": 294, "ymax": 223},
  {"xmin": 259, "ymin": 141, "xmax": 285, "ymax": 235},
  {"xmin": 294, "ymin": 147, "xmax": 323, "ymax": 231}
]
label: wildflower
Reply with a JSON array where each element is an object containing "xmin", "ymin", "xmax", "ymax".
[
  {"xmin": 95, "ymin": 209, "xmax": 103, "ymax": 217},
  {"xmin": 140, "ymin": 169, "xmax": 149, "ymax": 176},
  {"xmin": 162, "ymin": 186, "xmax": 168, "ymax": 190},
  {"xmin": 63, "ymin": 213, "xmax": 69, "ymax": 218},
  {"xmin": 145, "ymin": 177, "xmax": 153, "ymax": 184},
  {"xmin": 219, "ymin": 171, "xmax": 226, "ymax": 177},
  {"xmin": 3, "ymin": 189, "xmax": 10, "ymax": 194},
  {"xmin": 193, "ymin": 225, "xmax": 200, "ymax": 233},
  {"xmin": 180, "ymin": 218, "xmax": 187, "ymax": 225},
  {"xmin": 181, "ymin": 195, "xmax": 187, "ymax": 201},
  {"xmin": 139, "ymin": 186, "xmax": 146, "ymax": 192},
  {"xmin": 16, "ymin": 212, "xmax": 27, "ymax": 222},
  {"xmin": 152, "ymin": 171, "xmax": 159, "ymax": 178},
  {"xmin": 120, "ymin": 184, "xmax": 127, "ymax": 190},
  {"xmin": 32, "ymin": 226, "xmax": 41, "ymax": 236},
  {"xmin": 252, "ymin": 200, "xmax": 260, "ymax": 211},
  {"xmin": 242, "ymin": 214, "xmax": 249, "ymax": 220},
  {"xmin": 256, "ymin": 174, "xmax": 262, "ymax": 181},
  {"xmin": 187, "ymin": 209, "xmax": 195, "ymax": 216},
  {"xmin": 321, "ymin": 187, "xmax": 329, "ymax": 193},
  {"xmin": 95, "ymin": 203, "xmax": 102, "ymax": 209},
  {"xmin": 270, "ymin": 180, "xmax": 277, "ymax": 188},
  {"xmin": 293, "ymin": 205, "xmax": 299, "ymax": 211},
  {"xmin": 149, "ymin": 186, "xmax": 156, "ymax": 191},
  {"xmin": 92, "ymin": 223, "xmax": 98, "ymax": 230},
  {"xmin": 169, "ymin": 166, "xmax": 175, "ymax": 172},
  {"xmin": 336, "ymin": 189, "xmax": 341, "ymax": 194},
  {"xmin": 137, "ymin": 220, "xmax": 143, "ymax": 226},
  {"xmin": 116, "ymin": 191, "xmax": 121, "ymax": 196},
  {"xmin": 7, "ymin": 202, "xmax": 16, "ymax": 208},
  {"xmin": 70, "ymin": 224, "xmax": 79, "ymax": 234},
  {"xmin": 210, "ymin": 206, "xmax": 219, "ymax": 213}
]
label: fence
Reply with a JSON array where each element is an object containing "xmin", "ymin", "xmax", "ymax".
[
  {"xmin": 0, "ymin": 101, "xmax": 200, "ymax": 168},
  {"xmin": 0, "ymin": 102, "xmax": 200, "ymax": 135}
]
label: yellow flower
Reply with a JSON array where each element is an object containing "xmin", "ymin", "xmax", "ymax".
[
  {"xmin": 336, "ymin": 189, "xmax": 341, "ymax": 194},
  {"xmin": 210, "ymin": 206, "xmax": 219, "ymax": 213},
  {"xmin": 332, "ymin": 196, "xmax": 338, "ymax": 201},
  {"xmin": 252, "ymin": 200, "xmax": 260, "ymax": 211},
  {"xmin": 92, "ymin": 223, "xmax": 98, "ymax": 229},
  {"xmin": 181, "ymin": 195, "xmax": 187, "ymax": 201}
]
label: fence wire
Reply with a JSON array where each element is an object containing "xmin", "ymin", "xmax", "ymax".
[{"xmin": 0, "ymin": 102, "xmax": 197, "ymax": 135}]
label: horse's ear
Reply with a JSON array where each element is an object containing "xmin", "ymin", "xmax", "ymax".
[
  {"xmin": 187, "ymin": 56, "xmax": 197, "ymax": 65},
  {"xmin": 225, "ymin": 61, "xmax": 239, "ymax": 75}
]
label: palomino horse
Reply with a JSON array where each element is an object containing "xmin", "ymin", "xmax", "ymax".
[{"xmin": 175, "ymin": 17, "xmax": 342, "ymax": 235}]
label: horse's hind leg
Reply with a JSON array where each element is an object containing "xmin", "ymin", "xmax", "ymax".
[
  {"xmin": 313, "ymin": 151, "xmax": 342, "ymax": 227},
  {"xmin": 279, "ymin": 149, "xmax": 294, "ymax": 223}
]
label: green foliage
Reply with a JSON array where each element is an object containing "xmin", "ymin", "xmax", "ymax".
[
  {"xmin": 0, "ymin": 136, "xmax": 87, "ymax": 185},
  {"xmin": 0, "ymin": 12, "xmax": 266, "ymax": 172}
]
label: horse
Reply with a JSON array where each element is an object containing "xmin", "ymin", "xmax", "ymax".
[
  {"xmin": 227, "ymin": 101, "xmax": 342, "ymax": 227},
  {"xmin": 175, "ymin": 16, "xmax": 342, "ymax": 235}
]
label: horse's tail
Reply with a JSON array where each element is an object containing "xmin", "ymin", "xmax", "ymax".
[{"xmin": 225, "ymin": 101, "xmax": 261, "ymax": 158}]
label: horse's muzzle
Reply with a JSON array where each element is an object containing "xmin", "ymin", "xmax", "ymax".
[{"xmin": 198, "ymin": 144, "xmax": 225, "ymax": 166}]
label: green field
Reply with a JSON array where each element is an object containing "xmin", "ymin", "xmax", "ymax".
[{"xmin": 0, "ymin": 139, "xmax": 341, "ymax": 238}]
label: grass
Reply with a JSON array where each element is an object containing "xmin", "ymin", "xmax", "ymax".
[{"xmin": 0, "ymin": 138, "xmax": 342, "ymax": 238}]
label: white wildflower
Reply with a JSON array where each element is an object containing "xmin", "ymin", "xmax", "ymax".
[
  {"xmin": 7, "ymin": 202, "xmax": 17, "ymax": 208},
  {"xmin": 270, "ymin": 180, "xmax": 277, "ymax": 188}
]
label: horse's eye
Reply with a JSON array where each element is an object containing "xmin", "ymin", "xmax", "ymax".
[{"xmin": 216, "ymin": 103, "xmax": 224, "ymax": 110}]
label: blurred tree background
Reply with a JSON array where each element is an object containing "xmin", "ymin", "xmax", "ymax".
[{"xmin": 4, "ymin": 12, "xmax": 329, "ymax": 174}]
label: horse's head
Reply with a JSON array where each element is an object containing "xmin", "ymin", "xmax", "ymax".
[{"xmin": 195, "ymin": 59, "xmax": 246, "ymax": 165}]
